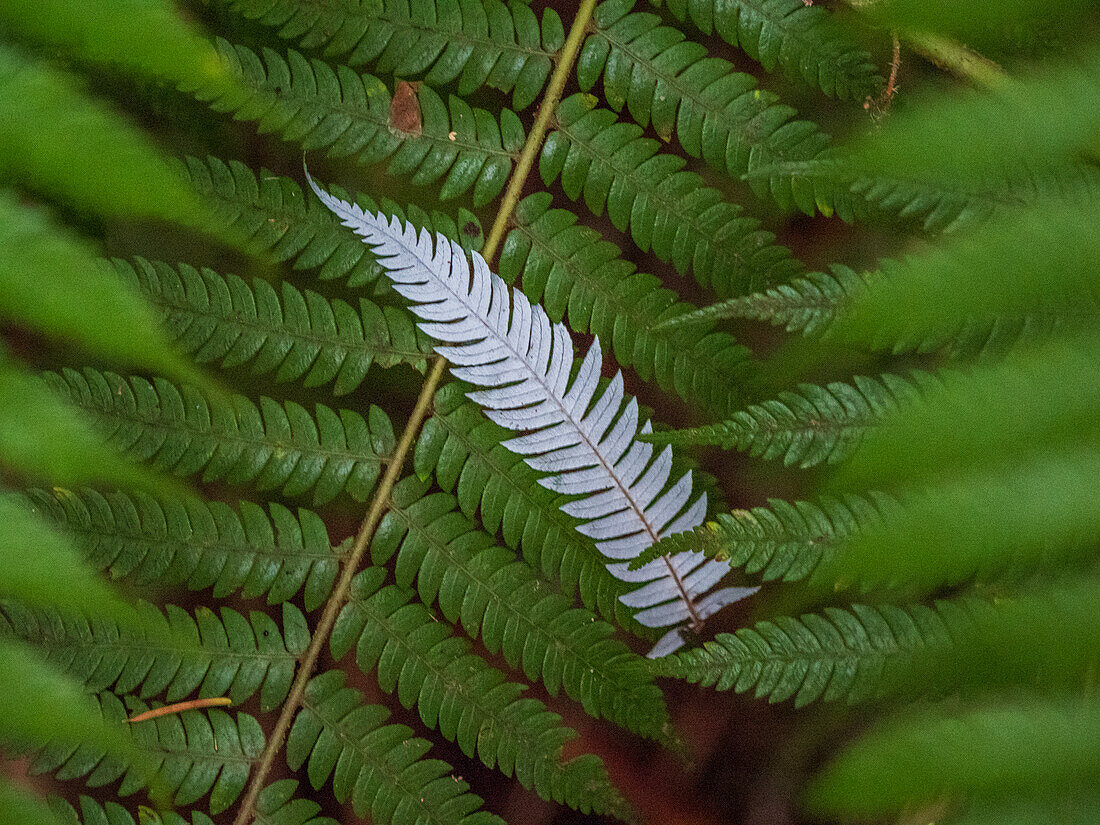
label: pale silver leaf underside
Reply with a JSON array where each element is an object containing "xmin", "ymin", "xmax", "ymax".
[{"xmin": 307, "ymin": 172, "xmax": 756, "ymax": 655}]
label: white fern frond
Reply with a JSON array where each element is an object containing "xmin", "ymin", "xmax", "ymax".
[{"xmin": 306, "ymin": 170, "xmax": 757, "ymax": 655}]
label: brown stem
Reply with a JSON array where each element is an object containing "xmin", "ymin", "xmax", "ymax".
[{"xmin": 230, "ymin": 2, "xmax": 599, "ymax": 822}]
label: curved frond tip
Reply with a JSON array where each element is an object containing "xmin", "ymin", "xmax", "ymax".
[{"xmin": 305, "ymin": 166, "xmax": 758, "ymax": 654}]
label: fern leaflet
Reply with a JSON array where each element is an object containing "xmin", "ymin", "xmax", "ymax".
[
  {"xmin": 196, "ymin": 41, "xmax": 523, "ymax": 206},
  {"xmin": 0, "ymin": 599, "xmax": 308, "ymax": 711},
  {"xmin": 308, "ymin": 172, "xmax": 757, "ymax": 655},
  {"xmin": 22, "ymin": 487, "xmax": 344, "ymax": 611},
  {"xmin": 645, "ymin": 373, "xmax": 934, "ymax": 468},
  {"xmin": 42, "ymin": 367, "xmax": 395, "ymax": 506},
  {"xmin": 216, "ymin": 0, "xmax": 565, "ymax": 110},
  {"xmin": 656, "ymin": 0, "xmax": 883, "ymax": 100},
  {"xmin": 113, "ymin": 257, "xmax": 432, "ymax": 393},
  {"xmin": 331, "ymin": 566, "xmax": 630, "ymax": 819},
  {"xmin": 31, "ymin": 691, "xmax": 263, "ymax": 815},
  {"xmin": 631, "ymin": 493, "xmax": 899, "ymax": 582},
  {"xmin": 656, "ymin": 600, "xmax": 973, "ymax": 705}
]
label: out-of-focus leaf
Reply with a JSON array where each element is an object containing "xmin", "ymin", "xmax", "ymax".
[
  {"xmin": 0, "ymin": 44, "xmax": 203, "ymax": 224},
  {"xmin": 0, "ymin": 352, "xmax": 180, "ymax": 495},
  {"xmin": 0, "ymin": 0, "xmax": 226, "ymax": 88},
  {"xmin": 0, "ymin": 192, "xmax": 209, "ymax": 387},
  {"xmin": 0, "ymin": 495, "xmax": 130, "ymax": 620},
  {"xmin": 807, "ymin": 697, "xmax": 1100, "ymax": 817},
  {"xmin": 0, "ymin": 781, "xmax": 70, "ymax": 825}
]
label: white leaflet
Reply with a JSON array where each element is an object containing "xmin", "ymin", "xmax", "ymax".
[{"xmin": 306, "ymin": 170, "xmax": 757, "ymax": 655}]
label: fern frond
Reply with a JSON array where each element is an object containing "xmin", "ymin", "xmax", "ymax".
[
  {"xmin": 657, "ymin": 265, "xmax": 870, "ymax": 336},
  {"xmin": 577, "ymin": 1, "xmax": 832, "ymax": 215},
  {"xmin": 631, "ymin": 493, "xmax": 898, "ymax": 581},
  {"xmin": 182, "ymin": 156, "xmax": 482, "ymax": 287},
  {"xmin": 51, "ymin": 781, "xmax": 334, "ymax": 825},
  {"xmin": 195, "ymin": 41, "xmax": 523, "ymax": 206},
  {"xmin": 308, "ymin": 175, "xmax": 757, "ymax": 654},
  {"xmin": 656, "ymin": 0, "xmax": 883, "ymax": 100},
  {"xmin": 331, "ymin": 567, "xmax": 631, "ymax": 819},
  {"xmin": 373, "ymin": 477, "xmax": 673, "ymax": 741},
  {"xmin": 807, "ymin": 697, "xmax": 1100, "ymax": 818},
  {"xmin": 217, "ymin": 0, "xmax": 565, "ymax": 110},
  {"xmin": 31, "ymin": 691, "xmax": 263, "ymax": 815},
  {"xmin": 502, "ymin": 192, "xmax": 754, "ymax": 414},
  {"xmin": 42, "ymin": 368, "xmax": 395, "ymax": 506},
  {"xmin": 646, "ymin": 374, "xmax": 932, "ymax": 468},
  {"xmin": 541, "ymin": 95, "xmax": 803, "ymax": 296},
  {"xmin": 415, "ymin": 384, "xmax": 641, "ymax": 632},
  {"xmin": 744, "ymin": 155, "xmax": 1100, "ymax": 231},
  {"xmin": 657, "ymin": 600, "xmax": 967, "ymax": 706},
  {"xmin": 112, "ymin": 257, "xmax": 432, "ymax": 394},
  {"xmin": 1, "ymin": 599, "xmax": 308, "ymax": 711},
  {"xmin": 287, "ymin": 670, "xmax": 504, "ymax": 825},
  {"xmin": 23, "ymin": 487, "xmax": 343, "ymax": 611}
]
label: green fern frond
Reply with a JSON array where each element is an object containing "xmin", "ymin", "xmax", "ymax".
[
  {"xmin": 217, "ymin": 0, "xmax": 565, "ymax": 110},
  {"xmin": 373, "ymin": 476, "xmax": 672, "ymax": 741},
  {"xmin": 656, "ymin": 600, "xmax": 968, "ymax": 707},
  {"xmin": 331, "ymin": 567, "xmax": 631, "ymax": 819},
  {"xmin": 0, "ymin": 599, "xmax": 308, "ymax": 711},
  {"xmin": 502, "ymin": 192, "xmax": 754, "ymax": 414},
  {"xmin": 631, "ymin": 493, "xmax": 898, "ymax": 581},
  {"xmin": 31, "ymin": 691, "xmax": 263, "ymax": 815},
  {"xmin": 657, "ymin": 265, "xmax": 870, "ymax": 336},
  {"xmin": 646, "ymin": 373, "xmax": 932, "ymax": 468},
  {"xmin": 42, "ymin": 368, "xmax": 395, "ymax": 506},
  {"xmin": 577, "ymin": 1, "xmax": 832, "ymax": 215},
  {"xmin": 113, "ymin": 257, "xmax": 432, "ymax": 394},
  {"xmin": 663, "ymin": 261, "xmax": 1096, "ymax": 360},
  {"xmin": 655, "ymin": 0, "xmax": 883, "ymax": 100},
  {"xmin": 415, "ymin": 383, "xmax": 642, "ymax": 631},
  {"xmin": 181, "ymin": 156, "xmax": 482, "ymax": 287},
  {"xmin": 744, "ymin": 155, "xmax": 1100, "ymax": 231},
  {"xmin": 542, "ymin": 94, "xmax": 803, "ymax": 295},
  {"xmin": 287, "ymin": 670, "xmax": 504, "ymax": 825},
  {"xmin": 806, "ymin": 697, "xmax": 1100, "ymax": 818},
  {"xmin": 195, "ymin": 41, "xmax": 523, "ymax": 206},
  {"xmin": 50, "ymin": 780, "xmax": 334, "ymax": 825},
  {"xmin": 23, "ymin": 487, "xmax": 344, "ymax": 611}
]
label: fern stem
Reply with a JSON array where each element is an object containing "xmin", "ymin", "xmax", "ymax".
[
  {"xmin": 904, "ymin": 30, "xmax": 1008, "ymax": 89},
  {"xmin": 231, "ymin": 4, "xmax": 600, "ymax": 823},
  {"xmin": 484, "ymin": 0, "xmax": 599, "ymax": 259}
]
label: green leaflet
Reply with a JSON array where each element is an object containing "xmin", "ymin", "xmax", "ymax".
[
  {"xmin": 656, "ymin": 0, "xmax": 883, "ymax": 100},
  {"xmin": 216, "ymin": 0, "xmax": 565, "ymax": 110},
  {"xmin": 372, "ymin": 476, "xmax": 673, "ymax": 742},
  {"xmin": 287, "ymin": 670, "xmax": 503, "ymax": 825},
  {"xmin": 113, "ymin": 257, "xmax": 433, "ymax": 395},
  {"xmin": 30, "ymin": 691, "xmax": 263, "ymax": 815},
  {"xmin": 541, "ymin": 94, "xmax": 803, "ymax": 296},
  {"xmin": 0, "ymin": 599, "xmax": 308, "ymax": 712},
  {"xmin": 180, "ymin": 157, "xmax": 483, "ymax": 287},
  {"xmin": 49, "ymin": 781, "xmax": 333, "ymax": 825},
  {"xmin": 631, "ymin": 493, "xmax": 899, "ymax": 581},
  {"xmin": 502, "ymin": 192, "xmax": 755, "ymax": 416},
  {"xmin": 41, "ymin": 367, "xmax": 395, "ymax": 506},
  {"xmin": 657, "ymin": 599, "xmax": 972, "ymax": 706},
  {"xmin": 23, "ymin": 487, "xmax": 344, "ymax": 611},
  {"xmin": 331, "ymin": 566, "xmax": 631, "ymax": 819},
  {"xmin": 646, "ymin": 373, "xmax": 935, "ymax": 468},
  {"xmin": 195, "ymin": 40, "xmax": 524, "ymax": 206}
]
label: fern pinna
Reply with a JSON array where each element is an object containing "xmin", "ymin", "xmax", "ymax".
[{"xmin": 4, "ymin": 2, "xmax": 1096, "ymax": 825}]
